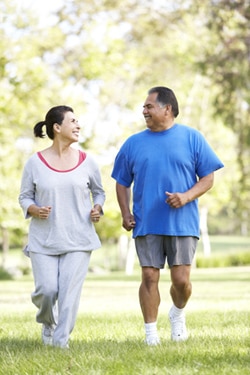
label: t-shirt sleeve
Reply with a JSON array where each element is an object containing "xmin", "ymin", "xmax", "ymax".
[
  {"xmin": 111, "ymin": 145, "xmax": 133, "ymax": 187},
  {"xmin": 195, "ymin": 133, "xmax": 224, "ymax": 178}
]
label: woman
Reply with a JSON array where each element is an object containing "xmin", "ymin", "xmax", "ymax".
[{"xmin": 19, "ymin": 105, "xmax": 105, "ymax": 348}]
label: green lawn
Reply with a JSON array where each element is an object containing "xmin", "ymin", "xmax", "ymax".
[{"xmin": 0, "ymin": 267, "xmax": 249, "ymax": 374}]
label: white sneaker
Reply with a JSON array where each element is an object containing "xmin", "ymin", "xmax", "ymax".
[
  {"xmin": 168, "ymin": 306, "xmax": 188, "ymax": 342},
  {"xmin": 145, "ymin": 336, "xmax": 161, "ymax": 346},
  {"xmin": 42, "ymin": 324, "xmax": 55, "ymax": 346},
  {"xmin": 54, "ymin": 342, "xmax": 69, "ymax": 349}
]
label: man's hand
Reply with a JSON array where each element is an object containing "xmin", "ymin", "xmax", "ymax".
[
  {"xmin": 165, "ymin": 192, "xmax": 188, "ymax": 208},
  {"xmin": 165, "ymin": 173, "xmax": 214, "ymax": 208},
  {"xmin": 122, "ymin": 214, "xmax": 136, "ymax": 231}
]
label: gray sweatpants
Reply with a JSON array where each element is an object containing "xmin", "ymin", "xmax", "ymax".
[{"xmin": 30, "ymin": 251, "xmax": 91, "ymax": 347}]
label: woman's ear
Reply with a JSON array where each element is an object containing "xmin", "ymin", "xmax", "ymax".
[{"xmin": 53, "ymin": 123, "xmax": 61, "ymax": 134}]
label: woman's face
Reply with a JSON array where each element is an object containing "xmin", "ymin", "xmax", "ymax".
[{"xmin": 56, "ymin": 111, "xmax": 81, "ymax": 142}]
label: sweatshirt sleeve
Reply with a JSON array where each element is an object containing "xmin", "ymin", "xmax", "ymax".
[
  {"xmin": 88, "ymin": 157, "xmax": 106, "ymax": 209},
  {"xmin": 18, "ymin": 159, "xmax": 36, "ymax": 219}
]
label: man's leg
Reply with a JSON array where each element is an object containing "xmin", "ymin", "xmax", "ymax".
[
  {"xmin": 170, "ymin": 264, "xmax": 192, "ymax": 308},
  {"xmin": 167, "ymin": 235, "xmax": 197, "ymax": 342},
  {"xmin": 169, "ymin": 264, "xmax": 192, "ymax": 341},
  {"xmin": 139, "ymin": 266, "xmax": 161, "ymax": 345}
]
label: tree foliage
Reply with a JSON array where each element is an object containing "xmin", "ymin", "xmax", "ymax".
[
  {"xmin": 189, "ymin": 0, "xmax": 250, "ymax": 232},
  {"xmin": 0, "ymin": 0, "xmax": 249, "ymax": 254}
]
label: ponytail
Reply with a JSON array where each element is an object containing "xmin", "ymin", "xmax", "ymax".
[{"xmin": 34, "ymin": 121, "xmax": 46, "ymax": 138}]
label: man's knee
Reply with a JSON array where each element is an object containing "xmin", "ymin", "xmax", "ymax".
[
  {"xmin": 171, "ymin": 266, "xmax": 191, "ymax": 289},
  {"xmin": 141, "ymin": 267, "xmax": 160, "ymax": 288}
]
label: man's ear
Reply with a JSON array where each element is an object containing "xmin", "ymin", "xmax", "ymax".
[{"xmin": 165, "ymin": 104, "xmax": 172, "ymax": 115}]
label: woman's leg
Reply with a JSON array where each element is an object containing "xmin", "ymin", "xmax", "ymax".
[
  {"xmin": 30, "ymin": 252, "xmax": 59, "ymax": 326},
  {"xmin": 53, "ymin": 251, "xmax": 91, "ymax": 348}
]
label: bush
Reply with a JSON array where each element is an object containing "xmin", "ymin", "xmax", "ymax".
[
  {"xmin": 0, "ymin": 267, "xmax": 13, "ymax": 280},
  {"xmin": 228, "ymin": 252, "xmax": 250, "ymax": 266},
  {"xmin": 196, "ymin": 251, "xmax": 250, "ymax": 268}
]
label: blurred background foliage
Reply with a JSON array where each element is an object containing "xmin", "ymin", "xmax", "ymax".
[{"xmin": 0, "ymin": 0, "xmax": 249, "ymax": 269}]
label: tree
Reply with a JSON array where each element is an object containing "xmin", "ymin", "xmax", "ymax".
[
  {"xmin": 0, "ymin": 0, "xmax": 81, "ymax": 261},
  {"xmin": 189, "ymin": 0, "xmax": 250, "ymax": 234},
  {"xmin": 0, "ymin": 0, "xmax": 246, "ymax": 269}
]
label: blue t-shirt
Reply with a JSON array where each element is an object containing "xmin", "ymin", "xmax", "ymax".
[{"xmin": 111, "ymin": 124, "xmax": 224, "ymax": 238}]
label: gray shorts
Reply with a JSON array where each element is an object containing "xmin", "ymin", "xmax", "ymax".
[{"xmin": 135, "ymin": 235, "xmax": 198, "ymax": 269}]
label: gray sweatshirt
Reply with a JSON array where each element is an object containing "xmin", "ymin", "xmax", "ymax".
[{"xmin": 19, "ymin": 151, "xmax": 105, "ymax": 255}]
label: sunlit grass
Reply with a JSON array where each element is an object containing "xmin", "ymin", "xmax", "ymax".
[
  {"xmin": 0, "ymin": 310, "xmax": 249, "ymax": 375},
  {"xmin": 0, "ymin": 267, "xmax": 250, "ymax": 374}
]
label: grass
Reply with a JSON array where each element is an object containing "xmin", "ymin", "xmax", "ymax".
[{"xmin": 0, "ymin": 267, "xmax": 250, "ymax": 374}]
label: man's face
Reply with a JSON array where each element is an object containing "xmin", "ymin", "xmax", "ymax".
[{"xmin": 142, "ymin": 93, "xmax": 167, "ymax": 132}]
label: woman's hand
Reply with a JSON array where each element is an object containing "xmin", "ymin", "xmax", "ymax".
[
  {"xmin": 38, "ymin": 206, "xmax": 52, "ymax": 219},
  {"xmin": 28, "ymin": 204, "xmax": 52, "ymax": 219},
  {"xmin": 90, "ymin": 205, "xmax": 102, "ymax": 223}
]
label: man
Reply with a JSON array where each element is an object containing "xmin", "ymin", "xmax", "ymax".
[{"xmin": 111, "ymin": 86, "xmax": 224, "ymax": 345}]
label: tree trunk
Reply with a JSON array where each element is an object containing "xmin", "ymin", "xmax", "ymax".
[{"xmin": 200, "ymin": 207, "xmax": 211, "ymax": 257}]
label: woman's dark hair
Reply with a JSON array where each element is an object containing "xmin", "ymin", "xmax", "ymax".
[
  {"xmin": 33, "ymin": 105, "xmax": 74, "ymax": 140},
  {"xmin": 148, "ymin": 86, "xmax": 179, "ymax": 117}
]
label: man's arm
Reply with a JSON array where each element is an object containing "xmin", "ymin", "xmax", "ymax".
[
  {"xmin": 165, "ymin": 173, "xmax": 214, "ymax": 208},
  {"xmin": 116, "ymin": 183, "xmax": 136, "ymax": 231}
]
